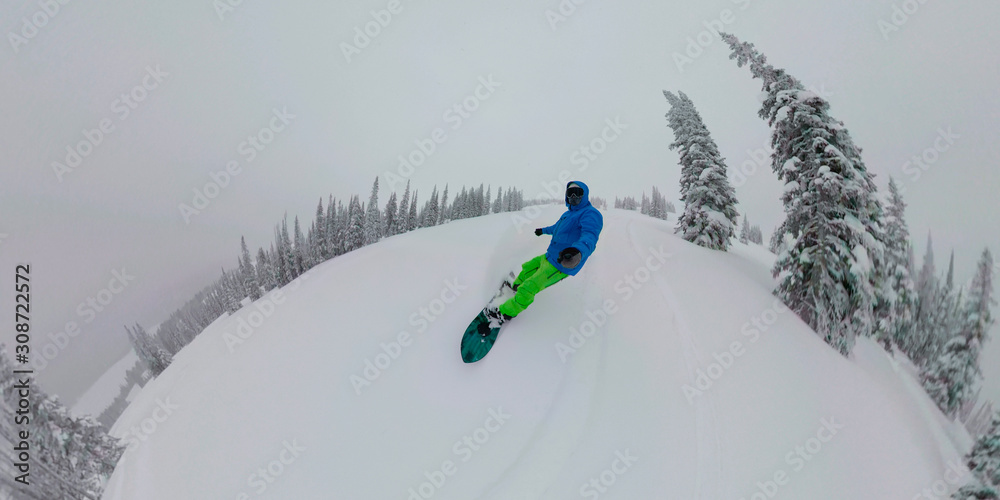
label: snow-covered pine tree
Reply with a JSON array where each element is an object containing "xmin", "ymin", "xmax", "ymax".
[
  {"xmin": 947, "ymin": 251, "xmax": 956, "ymax": 289},
  {"xmin": 217, "ymin": 268, "xmax": 240, "ymax": 312},
  {"xmin": 336, "ymin": 200, "xmax": 349, "ymax": 256},
  {"xmin": 293, "ymin": 215, "xmax": 308, "ymax": 274},
  {"xmin": 922, "ymin": 249, "xmax": 995, "ymax": 418},
  {"xmin": 384, "ymin": 191, "xmax": 398, "ymax": 237},
  {"xmin": 347, "ymin": 195, "xmax": 365, "ymax": 250},
  {"xmin": 749, "ymin": 225, "xmax": 763, "ymax": 244},
  {"xmin": 325, "ymin": 196, "xmax": 338, "ymax": 257},
  {"xmin": 127, "ymin": 324, "xmax": 171, "ymax": 376},
  {"xmin": 232, "ymin": 267, "xmax": 247, "ymax": 306},
  {"xmin": 0, "ymin": 348, "xmax": 124, "ymax": 498},
  {"xmin": 271, "ymin": 232, "xmax": 287, "ymax": 287},
  {"xmin": 911, "ymin": 233, "xmax": 941, "ymax": 362},
  {"xmin": 484, "ymin": 186, "xmax": 491, "ymax": 216},
  {"xmin": 953, "ymin": 481, "xmax": 999, "ymax": 499},
  {"xmin": 364, "ymin": 177, "xmax": 382, "ymax": 245},
  {"xmin": 953, "ymin": 412, "xmax": 1000, "ymax": 498},
  {"xmin": 968, "ymin": 411, "xmax": 1000, "ymax": 486},
  {"xmin": 651, "ymin": 186, "xmax": 669, "ymax": 220},
  {"xmin": 493, "ymin": 186, "xmax": 502, "ymax": 214},
  {"xmin": 313, "ymin": 198, "xmax": 328, "ymax": 261},
  {"xmin": 408, "ymin": 190, "xmax": 418, "ymax": 231},
  {"xmin": 616, "ymin": 196, "xmax": 639, "ymax": 211},
  {"xmin": 423, "ymin": 185, "xmax": 439, "ymax": 227},
  {"xmin": 968, "ymin": 401, "xmax": 998, "ymax": 438},
  {"xmin": 879, "ymin": 177, "xmax": 919, "ymax": 351},
  {"xmin": 722, "ymin": 33, "xmax": 887, "ymax": 356},
  {"xmin": 922, "ymin": 332, "xmax": 979, "ymax": 418},
  {"xmin": 206, "ymin": 282, "xmax": 226, "ymax": 319},
  {"xmin": 440, "ymin": 184, "xmax": 450, "ymax": 224},
  {"xmin": 256, "ymin": 247, "xmax": 274, "ymax": 292},
  {"xmin": 239, "ymin": 236, "xmax": 261, "ymax": 301},
  {"xmin": 740, "ymin": 216, "xmax": 750, "ymax": 244},
  {"xmin": 641, "ymin": 192, "xmax": 650, "ymax": 215},
  {"xmin": 280, "ymin": 215, "xmax": 298, "ymax": 281},
  {"xmin": 397, "ymin": 181, "xmax": 411, "ymax": 233},
  {"xmin": 452, "ymin": 187, "xmax": 465, "ymax": 220},
  {"xmin": 940, "ymin": 251, "xmax": 966, "ymax": 350},
  {"xmin": 663, "ymin": 90, "xmax": 740, "ymax": 251}
]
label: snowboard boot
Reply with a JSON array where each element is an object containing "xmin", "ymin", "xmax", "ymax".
[
  {"xmin": 483, "ymin": 305, "xmax": 512, "ymax": 331},
  {"xmin": 502, "ymin": 272, "xmax": 518, "ymax": 294}
]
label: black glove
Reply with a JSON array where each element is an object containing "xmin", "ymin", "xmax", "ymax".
[
  {"xmin": 535, "ymin": 228, "xmax": 543, "ymax": 236},
  {"xmin": 558, "ymin": 247, "xmax": 581, "ymax": 268}
]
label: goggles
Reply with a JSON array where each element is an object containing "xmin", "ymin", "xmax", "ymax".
[{"xmin": 566, "ymin": 186, "xmax": 584, "ymax": 205}]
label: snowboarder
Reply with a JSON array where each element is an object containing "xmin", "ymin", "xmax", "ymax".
[{"xmin": 486, "ymin": 181, "xmax": 604, "ymax": 324}]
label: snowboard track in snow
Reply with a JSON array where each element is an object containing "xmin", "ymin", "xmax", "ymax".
[
  {"xmin": 626, "ymin": 219, "xmax": 727, "ymax": 499},
  {"xmin": 478, "ymin": 251, "xmax": 609, "ymax": 500}
]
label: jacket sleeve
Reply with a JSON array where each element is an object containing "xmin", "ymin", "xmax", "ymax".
[
  {"xmin": 540, "ymin": 222, "xmax": 557, "ymax": 235},
  {"xmin": 572, "ymin": 209, "xmax": 603, "ymax": 257}
]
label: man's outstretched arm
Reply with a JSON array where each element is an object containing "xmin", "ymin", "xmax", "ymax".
[{"xmin": 537, "ymin": 222, "xmax": 557, "ymax": 235}]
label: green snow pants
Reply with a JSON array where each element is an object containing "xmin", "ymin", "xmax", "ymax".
[{"xmin": 498, "ymin": 254, "xmax": 569, "ymax": 318}]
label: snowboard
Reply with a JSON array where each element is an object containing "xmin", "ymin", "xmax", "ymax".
[{"xmin": 461, "ymin": 271, "xmax": 516, "ymax": 363}]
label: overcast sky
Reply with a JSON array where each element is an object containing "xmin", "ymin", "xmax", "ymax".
[{"xmin": 1, "ymin": 0, "xmax": 998, "ymax": 408}]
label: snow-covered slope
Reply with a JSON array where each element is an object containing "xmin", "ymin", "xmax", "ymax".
[
  {"xmin": 71, "ymin": 350, "xmax": 138, "ymax": 418},
  {"xmin": 103, "ymin": 207, "xmax": 971, "ymax": 499}
]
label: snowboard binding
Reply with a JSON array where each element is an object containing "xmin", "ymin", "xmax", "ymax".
[{"xmin": 460, "ymin": 270, "xmax": 518, "ymax": 362}]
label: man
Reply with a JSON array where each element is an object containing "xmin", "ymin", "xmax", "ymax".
[{"xmin": 486, "ymin": 181, "xmax": 603, "ymax": 325}]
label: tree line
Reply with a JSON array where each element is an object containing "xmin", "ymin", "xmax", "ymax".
[{"xmin": 660, "ymin": 33, "xmax": 996, "ymax": 498}]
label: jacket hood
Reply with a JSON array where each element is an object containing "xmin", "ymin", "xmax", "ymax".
[{"xmin": 566, "ymin": 181, "xmax": 591, "ymax": 211}]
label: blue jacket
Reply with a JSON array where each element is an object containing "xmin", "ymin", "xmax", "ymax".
[{"xmin": 540, "ymin": 181, "xmax": 603, "ymax": 276}]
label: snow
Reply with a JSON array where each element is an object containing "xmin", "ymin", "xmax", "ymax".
[
  {"xmin": 103, "ymin": 208, "xmax": 975, "ymax": 499},
  {"xmin": 852, "ymin": 244, "xmax": 873, "ymax": 275},
  {"xmin": 71, "ymin": 350, "xmax": 138, "ymax": 418},
  {"xmin": 793, "ymin": 90, "xmax": 820, "ymax": 103}
]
